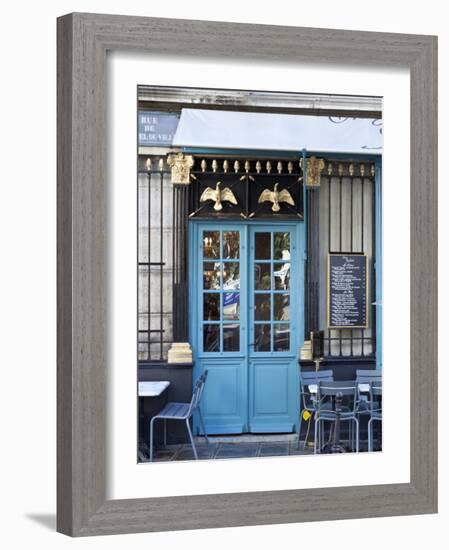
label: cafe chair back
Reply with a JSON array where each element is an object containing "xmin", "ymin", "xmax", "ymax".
[
  {"xmin": 368, "ymin": 380, "xmax": 383, "ymax": 452},
  {"xmin": 355, "ymin": 369, "xmax": 382, "ymax": 419},
  {"xmin": 314, "ymin": 380, "xmax": 359, "ymax": 454},
  {"xmin": 149, "ymin": 370, "xmax": 209, "ymax": 462},
  {"xmin": 297, "ymin": 369, "xmax": 334, "ymax": 450}
]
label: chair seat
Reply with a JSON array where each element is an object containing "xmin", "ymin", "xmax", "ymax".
[
  {"xmin": 317, "ymin": 410, "xmax": 356, "ymax": 421},
  {"xmin": 356, "ymin": 400, "xmax": 381, "ymax": 413},
  {"xmin": 155, "ymin": 402, "xmax": 190, "ymax": 419}
]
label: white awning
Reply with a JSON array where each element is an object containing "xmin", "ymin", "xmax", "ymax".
[{"xmin": 172, "ymin": 108, "xmax": 382, "ymax": 155}]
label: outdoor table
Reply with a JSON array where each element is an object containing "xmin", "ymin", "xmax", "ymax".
[
  {"xmin": 307, "ymin": 382, "xmax": 370, "ymax": 394},
  {"xmin": 139, "ymin": 381, "xmax": 170, "ymax": 397},
  {"xmin": 138, "ymin": 381, "xmax": 170, "ymax": 459}
]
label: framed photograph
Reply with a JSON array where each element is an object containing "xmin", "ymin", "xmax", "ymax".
[{"xmin": 57, "ymin": 13, "xmax": 437, "ymax": 536}]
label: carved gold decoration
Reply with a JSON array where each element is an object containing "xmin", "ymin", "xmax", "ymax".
[
  {"xmin": 244, "ymin": 160, "xmax": 250, "ymax": 173},
  {"xmin": 277, "ymin": 161, "xmax": 283, "ymax": 174},
  {"xmin": 287, "ymin": 161, "xmax": 293, "ymax": 174},
  {"xmin": 199, "ymin": 181, "xmax": 238, "ymax": 211},
  {"xmin": 256, "ymin": 161, "xmax": 262, "ymax": 174},
  {"xmin": 212, "ymin": 159, "xmax": 218, "ymax": 173},
  {"xmin": 166, "ymin": 153, "xmax": 194, "ymax": 185},
  {"xmin": 300, "ymin": 156, "xmax": 325, "ymax": 187},
  {"xmin": 258, "ymin": 182, "xmax": 295, "ymax": 212},
  {"xmin": 234, "ymin": 160, "xmax": 240, "ymax": 173},
  {"xmin": 223, "ymin": 160, "xmax": 229, "ymax": 173},
  {"xmin": 266, "ymin": 161, "xmax": 272, "ymax": 174},
  {"xmin": 200, "ymin": 159, "xmax": 207, "ymax": 172},
  {"xmin": 371, "ymin": 164, "xmax": 375, "ymax": 177}
]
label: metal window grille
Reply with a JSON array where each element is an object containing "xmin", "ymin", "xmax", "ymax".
[
  {"xmin": 316, "ymin": 160, "xmax": 377, "ymax": 358},
  {"xmin": 137, "ymin": 156, "xmax": 174, "ymax": 361}
]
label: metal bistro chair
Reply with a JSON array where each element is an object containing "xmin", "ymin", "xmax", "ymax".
[
  {"xmin": 368, "ymin": 380, "xmax": 383, "ymax": 452},
  {"xmin": 297, "ymin": 369, "xmax": 334, "ymax": 450},
  {"xmin": 355, "ymin": 370, "xmax": 382, "ymax": 415},
  {"xmin": 149, "ymin": 370, "xmax": 209, "ymax": 462},
  {"xmin": 314, "ymin": 380, "xmax": 359, "ymax": 454},
  {"xmin": 355, "ymin": 369, "xmax": 382, "ymax": 447}
]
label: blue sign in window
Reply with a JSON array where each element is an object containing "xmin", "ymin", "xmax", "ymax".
[{"xmin": 138, "ymin": 111, "xmax": 180, "ymax": 146}]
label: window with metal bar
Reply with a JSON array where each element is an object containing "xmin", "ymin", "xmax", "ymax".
[
  {"xmin": 138, "ymin": 155, "xmax": 174, "ymax": 361},
  {"xmin": 317, "ymin": 161, "xmax": 377, "ymax": 358}
]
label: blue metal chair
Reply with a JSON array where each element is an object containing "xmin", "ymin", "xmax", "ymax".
[
  {"xmin": 149, "ymin": 370, "xmax": 209, "ymax": 461},
  {"xmin": 314, "ymin": 380, "xmax": 359, "ymax": 454},
  {"xmin": 297, "ymin": 369, "xmax": 334, "ymax": 450},
  {"xmin": 355, "ymin": 370, "xmax": 382, "ymax": 447},
  {"xmin": 367, "ymin": 380, "xmax": 382, "ymax": 452}
]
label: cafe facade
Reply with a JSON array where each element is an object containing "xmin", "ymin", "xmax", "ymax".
[{"xmin": 137, "ymin": 86, "xmax": 382, "ymax": 441}]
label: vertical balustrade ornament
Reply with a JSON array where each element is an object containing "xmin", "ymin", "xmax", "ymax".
[
  {"xmin": 212, "ymin": 159, "xmax": 218, "ymax": 173},
  {"xmin": 338, "ymin": 163, "xmax": 344, "ymax": 177},
  {"xmin": 223, "ymin": 160, "xmax": 229, "ymax": 173},
  {"xmin": 287, "ymin": 161, "xmax": 293, "ymax": 174},
  {"xmin": 277, "ymin": 161, "xmax": 283, "ymax": 174},
  {"xmin": 256, "ymin": 161, "xmax": 262, "ymax": 174},
  {"xmin": 349, "ymin": 163, "xmax": 354, "ymax": 177},
  {"xmin": 327, "ymin": 162, "xmax": 333, "ymax": 176},
  {"xmin": 234, "ymin": 160, "xmax": 240, "ymax": 173},
  {"xmin": 167, "ymin": 152, "xmax": 194, "ymax": 185},
  {"xmin": 371, "ymin": 164, "xmax": 375, "ymax": 177},
  {"xmin": 200, "ymin": 159, "xmax": 207, "ymax": 172},
  {"xmin": 158, "ymin": 158, "xmax": 165, "ymax": 172},
  {"xmin": 244, "ymin": 160, "xmax": 250, "ymax": 173},
  {"xmin": 360, "ymin": 163, "xmax": 365, "ymax": 177},
  {"xmin": 266, "ymin": 161, "xmax": 272, "ymax": 174},
  {"xmin": 145, "ymin": 157, "xmax": 152, "ymax": 171}
]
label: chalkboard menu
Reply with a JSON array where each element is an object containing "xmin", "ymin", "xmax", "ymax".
[{"xmin": 327, "ymin": 253, "xmax": 368, "ymax": 329}]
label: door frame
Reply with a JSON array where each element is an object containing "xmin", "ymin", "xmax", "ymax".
[{"xmin": 189, "ymin": 219, "xmax": 305, "ymax": 434}]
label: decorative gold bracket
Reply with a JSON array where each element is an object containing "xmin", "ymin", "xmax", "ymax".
[
  {"xmin": 301, "ymin": 156, "xmax": 325, "ymax": 187},
  {"xmin": 167, "ymin": 152, "xmax": 194, "ymax": 185}
]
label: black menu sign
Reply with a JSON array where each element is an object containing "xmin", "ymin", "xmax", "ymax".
[{"xmin": 327, "ymin": 253, "xmax": 368, "ymax": 329}]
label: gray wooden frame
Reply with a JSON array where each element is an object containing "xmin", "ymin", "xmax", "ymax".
[{"xmin": 57, "ymin": 12, "xmax": 438, "ymax": 536}]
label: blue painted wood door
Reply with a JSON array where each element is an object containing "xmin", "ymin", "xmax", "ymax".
[{"xmin": 189, "ymin": 221, "xmax": 304, "ymax": 434}]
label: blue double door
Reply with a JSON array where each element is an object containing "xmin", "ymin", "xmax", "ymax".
[{"xmin": 189, "ymin": 222, "xmax": 304, "ymax": 434}]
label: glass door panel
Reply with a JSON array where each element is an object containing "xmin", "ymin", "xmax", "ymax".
[
  {"xmin": 201, "ymin": 228, "xmax": 242, "ymax": 354},
  {"xmin": 252, "ymin": 231, "xmax": 292, "ymax": 353}
]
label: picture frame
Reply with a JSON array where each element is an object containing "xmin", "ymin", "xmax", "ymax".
[{"xmin": 57, "ymin": 12, "xmax": 437, "ymax": 536}]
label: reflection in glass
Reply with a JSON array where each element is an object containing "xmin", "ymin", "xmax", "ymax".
[
  {"xmin": 203, "ymin": 262, "xmax": 221, "ymax": 289},
  {"xmin": 203, "ymin": 293, "xmax": 220, "ymax": 320},
  {"xmin": 203, "ymin": 231, "xmax": 220, "ymax": 258},
  {"xmin": 273, "ymin": 262, "xmax": 290, "ymax": 290},
  {"xmin": 223, "ymin": 231, "xmax": 240, "ymax": 259},
  {"xmin": 223, "ymin": 262, "xmax": 240, "ymax": 289},
  {"xmin": 255, "ymin": 232, "xmax": 271, "ymax": 259},
  {"xmin": 255, "ymin": 324, "xmax": 271, "ymax": 352},
  {"xmin": 274, "ymin": 232, "xmax": 290, "ymax": 260},
  {"xmin": 223, "ymin": 325, "xmax": 240, "ymax": 352},
  {"xmin": 223, "ymin": 292, "xmax": 240, "ymax": 320},
  {"xmin": 274, "ymin": 324, "xmax": 290, "ymax": 351},
  {"xmin": 254, "ymin": 263, "xmax": 271, "ymax": 290},
  {"xmin": 255, "ymin": 294, "xmax": 271, "ymax": 321},
  {"xmin": 274, "ymin": 294, "xmax": 290, "ymax": 320},
  {"xmin": 203, "ymin": 324, "xmax": 220, "ymax": 352}
]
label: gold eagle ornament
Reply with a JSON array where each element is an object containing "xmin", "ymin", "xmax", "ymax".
[
  {"xmin": 199, "ymin": 181, "xmax": 238, "ymax": 211},
  {"xmin": 258, "ymin": 182, "xmax": 295, "ymax": 212}
]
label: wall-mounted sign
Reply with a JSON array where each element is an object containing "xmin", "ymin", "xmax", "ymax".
[
  {"xmin": 138, "ymin": 111, "xmax": 180, "ymax": 146},
  {"xmin": 327, "ymin": 253, "xmax": 368, "ymax": 329}
]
